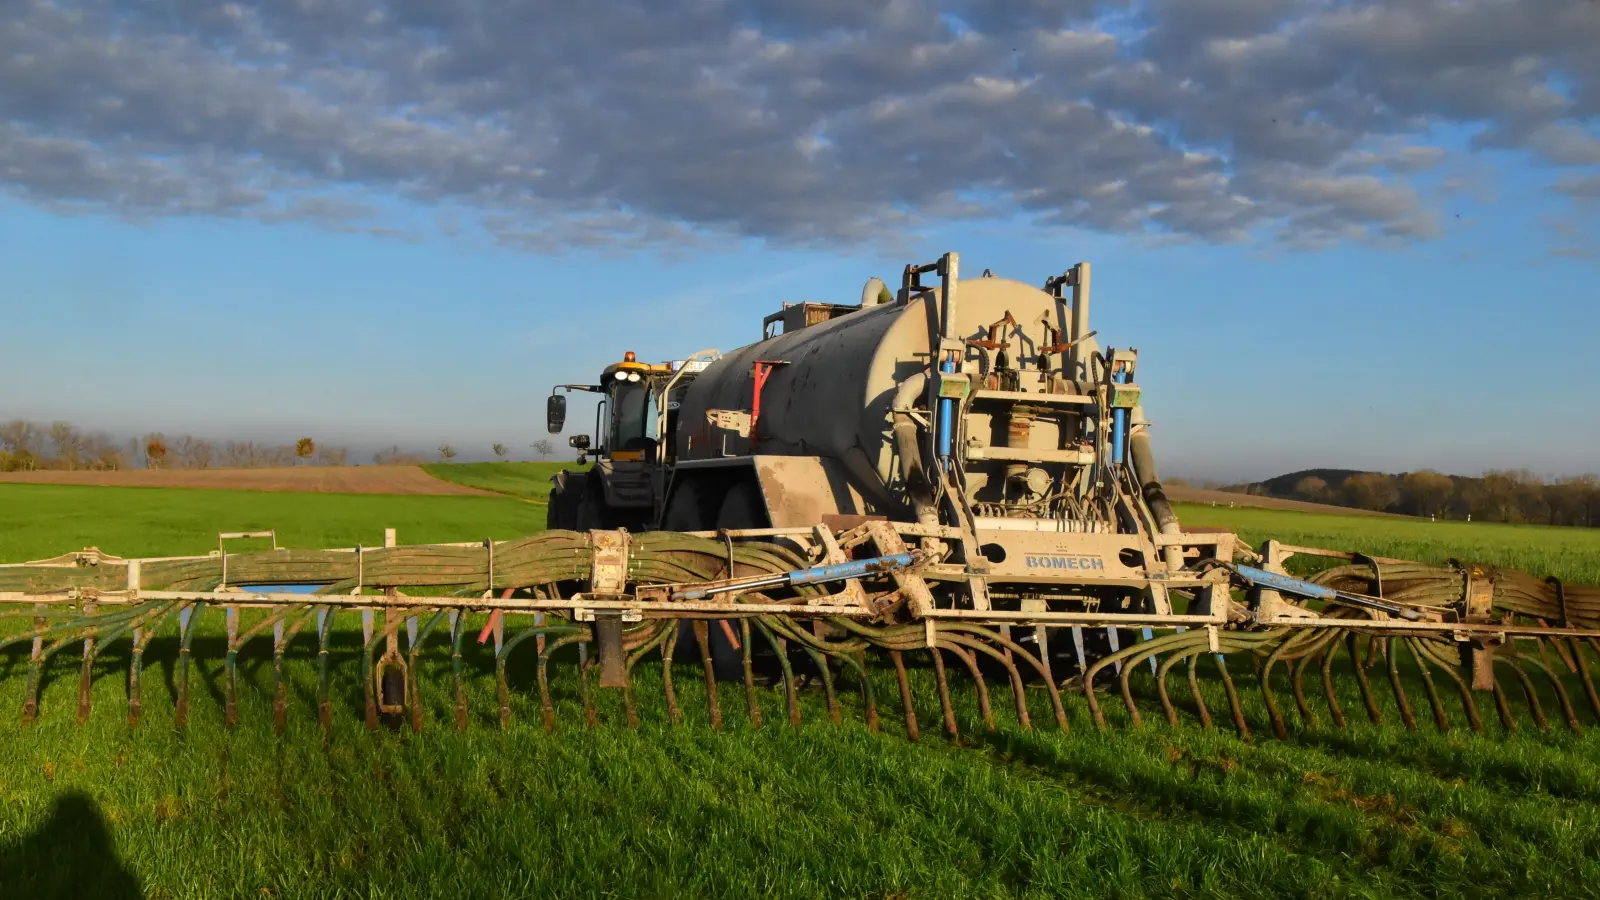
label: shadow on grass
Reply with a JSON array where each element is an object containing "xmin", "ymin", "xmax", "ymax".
[{"xmin": 0, "ymin": 790, "xmax": 141, "ymax": 899}]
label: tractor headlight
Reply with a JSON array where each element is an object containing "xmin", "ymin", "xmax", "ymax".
[{"xmin": 627, "ymin": 372, "xmax": 642, "ymax": 382}]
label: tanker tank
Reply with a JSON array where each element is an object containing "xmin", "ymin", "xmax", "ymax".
[{"xmin": 671, "ymin": 269, "xmax": 1157, "ymax": 534}]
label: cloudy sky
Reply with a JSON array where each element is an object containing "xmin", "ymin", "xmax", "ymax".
[{"xmin": 1, "ymin": 0, "xmax": 1596, "ymax": 481}]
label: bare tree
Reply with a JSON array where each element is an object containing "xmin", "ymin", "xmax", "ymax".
[
  {"xmin": 82, "ymin": 431, "xmax": 124, "ymax": 470},
  {"xmin": 193, "ymin": 436, "xmax": 215, "ymax": 469},
  {"xmin": 492, "ymin": 443, "xmax": 508, "ymax": 458},
  {"xmin": 172, "ymin": 435, "xmax": 215, "ymax": 470},
  {"xmin": 315, "ymin": 445, "xmax": 349, "ymax": 467},
  {"xmin": 530, "ymin": 439, "xmax": 555, "ymax": 459},
  {"xmin": 0, "ymin": 420, "xmax": 40, "ymax": 470},
  {"xmin": 47, "ymin": 421, "xmax": 82, "ymax": 470},
  {"xmin": 220, "ymin": 441, "xmax": 254, "ymax": 468}
]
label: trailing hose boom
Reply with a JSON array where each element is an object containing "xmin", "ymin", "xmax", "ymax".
[{"xmin": 4, "ymin": 250, "xmax": 1600, "ymax": 743}]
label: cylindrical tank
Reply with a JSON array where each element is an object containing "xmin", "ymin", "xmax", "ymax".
[{"xmin": 676, "ymin": 276, "xmax": 1093, "ymax": 512}]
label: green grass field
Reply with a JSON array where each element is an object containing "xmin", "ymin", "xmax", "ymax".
[
  {"xmin": 420, "ymin": 461, "xmax": 582, "ymax": 503},
  {"xmin": 3, "ymin": 483, "xmax": 1600, "ymax": 899},
  {"xmin": 1175, "ymin": 502, "xmax": 1600, "ymax": 585},
  {"xmin": 0, "ymin": 483, "xmax": 547, "ymax": 563}
]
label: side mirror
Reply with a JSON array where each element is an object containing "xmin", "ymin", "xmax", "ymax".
[
  {"xmin": 568, "ymin": 434, "xmax": 590, "ymax": 450},
  {"xmin": 546, "ymin": 394, "xmax": 567, "ymax": 433}
]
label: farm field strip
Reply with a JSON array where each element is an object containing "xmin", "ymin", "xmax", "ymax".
[
  {"xmin": 0, "ymin": 483, "xmax": 545, "ymax": 563},
  {"xmin": 1174, "ymin": 502, "xmax": 1600, "ymax": 585},
  {"xmin": 3, "ymin": 483, "xmax": 1600, "ymax": 898},
  {"xmin": 419, "ymin": 461, "xmax": 576, "ymax": 502},
  {"xmin": 5, "ymin": 614, "xmax": 1600, "ymax": 899}
]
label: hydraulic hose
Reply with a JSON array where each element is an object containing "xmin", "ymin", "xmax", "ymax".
[
  {"xmin": 1311, "ymin": 562, "xmax": 1600, "ymax": 630},
  {"xmin": 891, "ymin": 371, "xmax": 939, "ymax": 526}
]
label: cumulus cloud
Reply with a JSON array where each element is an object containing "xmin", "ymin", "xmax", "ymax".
[{"xmin": 0, "ymin": 0, "xmax": 1596, "ymax": 252}]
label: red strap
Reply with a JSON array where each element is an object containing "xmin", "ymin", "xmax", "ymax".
[
  {"xmin": 476, "ymin": 590, "xmax": 513, "ymax": 643},
  {"xmin": 750, "ymin": 361, "xmax": 786, "ymax": 449},
  {"xmin": 476, "ymin": 609, "xmax": 501, "ymax": 644}
]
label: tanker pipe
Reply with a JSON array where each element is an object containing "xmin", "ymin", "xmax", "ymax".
[
  {"xmin": 892, "ymin": 371, "xmax": 939, "ymax": 527},
  {"xmin": 1068, "ymin": 262, "xmax": 1091, "ymax": 380},
  {"xmin": 1127, "ymin": 410, "xmax": 1179, "ymax": 539}
]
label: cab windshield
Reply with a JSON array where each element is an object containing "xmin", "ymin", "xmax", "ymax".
[{"xmin": 609, "ymin": 381, "xmax": 656, "ymax": 451}]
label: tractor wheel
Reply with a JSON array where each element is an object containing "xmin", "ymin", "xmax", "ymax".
[
  {"xmin": 547, "ymin": 470, "xmax": 585, "ymax": 531},
  {"xmin": 574, "ymin": 479, "xmax": 609, "ymax": 531},
  {"xmin": 686, "ymin": 481, "xmax": 767, "ymax": 682},
  {"xmin": 661, "ymin": 477, "xmax": 713, "ymax": 531}
]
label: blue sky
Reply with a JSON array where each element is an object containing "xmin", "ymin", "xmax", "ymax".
[{"xmin": 1, "ymin": 0, "xmax": 1596, "ymax": 483}]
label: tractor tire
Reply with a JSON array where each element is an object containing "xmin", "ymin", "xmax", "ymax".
[
  {"xmin": 716, "ymin": 480, "xmax": 768, "ymax": 530},
  {"xmin": 574, "ymin": 478, "xmax": 610, "ymax": 531},
  {"xmin": 546, "ymin": 481, "xmax": 565, "ymax": 530},
  {"xmin": 547, "ymin": 470, "xmax": 584, "ymax": 531},
  {"xmin": 687, "ymin": 481, "xmax": 767, "ymax": 682},
  {"xmin": 663, "ymin": 476, "xmax": 744, "ymax": 679},
  {"xmin": 661, "ymin": 477, "xmax": 713, "ymax": 531}
]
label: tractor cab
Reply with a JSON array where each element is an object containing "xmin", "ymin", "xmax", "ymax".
[
  {"xmin": 596, "ymin": 352, "xmax": 675, "ymax": 463},
  {"xmin": 545, "ymin": 350, "xmax": 719, "ymax": 530}
]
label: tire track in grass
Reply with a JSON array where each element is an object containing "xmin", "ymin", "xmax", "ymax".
[
  {"xmin": 1140, "ymin": 728, "xmax": 1600, "ymax": 873},
  {"xmin": 975, "ymin": 728, "xmax": 1596, "ymax": 898},
  {"xmin": 1280, "ymin": 728, "xmax": 1600, "ymax": 805}
]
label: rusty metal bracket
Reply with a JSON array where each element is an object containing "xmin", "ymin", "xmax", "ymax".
[
  {"xmin": 1464, "ymin": 570, "xmax": 1498, "ymax": 692},
  {"xmin": 813, "ymin": 524, "xmax": 870, "ymax": 611},
  {"xmin": 1252, "ymin": 540, "xmax": 1316, "ymax": 624},
  {"xmin": 588, "ymin": 529, "xmax": 633, "ymax": 687},
  {"xmin": 589, "ymin": 530, "xmax": 631, "ymax": 594},
  {"xmin": 574, "ymin": 605, "xmax": 642, "ymax": 623},
  {"xmin": 869, "ymin": 521, "xmax": 937, "ymax": 618}
]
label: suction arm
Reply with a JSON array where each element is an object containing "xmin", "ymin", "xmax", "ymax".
[
  {"xmin": 1128, "ymin": 407, "xmax": 1180, "ymax": 538},
  {"xmin": 891, "ymin": 372, "xmax": 939, "ymax": 527}
]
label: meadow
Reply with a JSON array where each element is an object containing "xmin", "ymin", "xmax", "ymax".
[
  {"xmin": 420, "ymin": 461, "xmax": 576, "ymax": 503},
  {"xmin": 1175, "ymin": 502, "xmax": 1600, "ymax": 585},
  {"xmin": 0, "ymin": 481, "xmax": 547, "ymax": 563},
  {"xmin": 2, "ymin": 479, "xmax": 1599, "ymax": 899}
]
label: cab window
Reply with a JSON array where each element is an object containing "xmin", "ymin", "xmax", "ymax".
[{"xmin": 609, "ymin": 381, "xmax": 657, "ymax": 451}]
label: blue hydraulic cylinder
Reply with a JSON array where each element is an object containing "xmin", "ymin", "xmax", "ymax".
[
  {"xmin": 1231, "ymin": 564, "xmax": 1422, "ymax": 620},
  {"xmin": 937, "ymin": 356, "xmax": 956, "ymax": 461},
  {"xmin": 788, "ymin": 553, "xmax": 920, "ymax": 586},
  {"xmin": 671, "ymin": 552, "xmax": 920, "ymax": 601},
  {"xmin": 1110, "ymin": 370, "xmax": 1128, "ymax": 467}
]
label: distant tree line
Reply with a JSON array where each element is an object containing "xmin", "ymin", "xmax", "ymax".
[
  {"xmin": 0, "ymin": 417, "xmax": 564, "ymax": 472},
  {"xmin": 0, "ymin": 419, "xmax": 350, "ymax": 472},
  {"xmin": 1224, "ymin": 467, "xmax": 1600, "ymax": 527}
]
